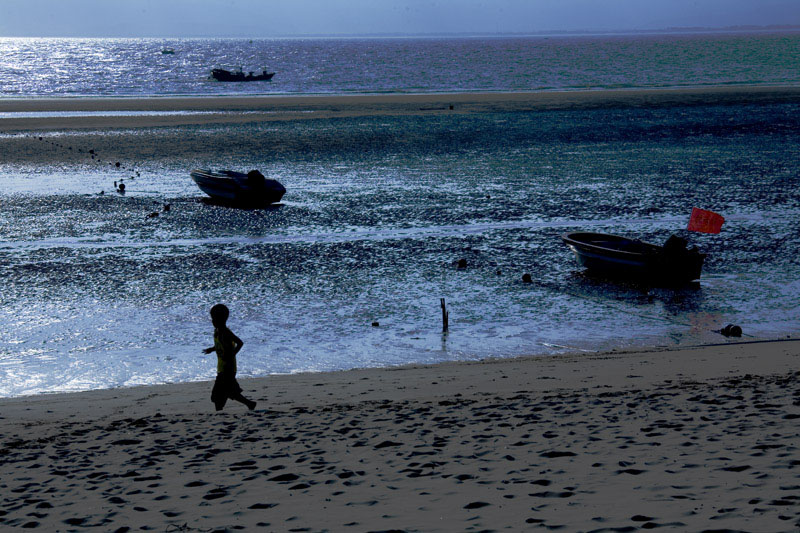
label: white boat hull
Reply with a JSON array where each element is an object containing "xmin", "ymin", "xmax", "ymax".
[{"xmin": 190, "ymin": 169, "xmax": 285, "ymax": 205}]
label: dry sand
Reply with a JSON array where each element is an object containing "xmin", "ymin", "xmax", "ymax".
[
  {"xmin": 1, "ymin": 340, "xmax": 798, "ymax": 532},
  {"xmin": 2, "ymin": 86, "xmax": 800, "ymax": 131}
]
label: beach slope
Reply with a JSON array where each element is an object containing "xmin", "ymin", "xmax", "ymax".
[{"xmin": 1, "ymin": 341, "xmax": 798, "ymax": 531}]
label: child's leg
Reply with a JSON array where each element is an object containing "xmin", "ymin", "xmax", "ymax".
[
  {"xmin": 214, "ymin": 397, "xmax": 227, "ymax": 411},
  {"xmin": 211, "ymin": 376, "xmax": 228, "ymax": 411},
  {"xmin": 231, "ymin": 392, "xmax": 257, "ymax": 410}
]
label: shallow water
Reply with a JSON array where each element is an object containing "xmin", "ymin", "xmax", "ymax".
[{"xmin": 1, "ymin": 102, "xmax": 799, "ymax": 396}]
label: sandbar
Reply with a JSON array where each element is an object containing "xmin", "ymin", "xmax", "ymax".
[{"xmin": 2, "ymin": 85, "xmax": 800, "ymax": 131}]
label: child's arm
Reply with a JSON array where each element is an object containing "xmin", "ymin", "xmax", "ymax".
[
  {"xmin": 229, "ymin": 330, "xmax": 244, "ymax": 357},
  {"xmin": 202, "ymin": 346, "xmax": 215, "ymax": 354}
]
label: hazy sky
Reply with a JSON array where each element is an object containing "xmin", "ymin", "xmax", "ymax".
[{"xmin": 1, "ymin": 0, "xmax": 798, "ymax": 37}]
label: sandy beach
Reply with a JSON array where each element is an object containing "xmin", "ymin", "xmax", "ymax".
[
  {"xmin": 3, "ymin": 86, "xmax": 800, "ymax": 131},
  {"xmin": 1, "ymin": 341, "xmax": 798, "ymax": 532}
]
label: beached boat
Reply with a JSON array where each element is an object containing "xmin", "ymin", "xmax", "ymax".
[
  {"xmin": 190, "ymin": 169, "xmax": 286, "ymax": 205},
  {"xmin": 562, "ymin": 232, "xmax": 705, "ymax": 284},
  {"xmin": 209, "ymin": 68, "xmax": 275, "ymax": 82}
]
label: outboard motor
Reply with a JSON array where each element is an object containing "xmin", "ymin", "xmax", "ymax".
[
  {"xmin": 246, "ymin": 169, "xmax": 266, "ymax": 188},
  {"xmin": 663, "ymin": 235, "xmax": 689, "ymax": 255}
]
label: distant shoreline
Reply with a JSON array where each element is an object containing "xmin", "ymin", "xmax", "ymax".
[{"xmin": 2, "ymin": 85, "xmax": 800, "ymax": 131}]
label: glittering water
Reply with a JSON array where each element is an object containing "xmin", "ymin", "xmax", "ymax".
[
  {"xmin": 1, "ymin": 100, "xmax": 799, "ymax": 397},
  {"xmin": 1, "ymin": 33, "xmax": 799, "ymax": 97}
]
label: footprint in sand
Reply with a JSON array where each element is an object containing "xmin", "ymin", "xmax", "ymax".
[
  {"xmin": 540, "ymin": 450, "xmax": 576, "ymax": 458},
  {"xmin": 202, "ymin": 488, "xmax": 228, "ymax": 500},
  {"xmin": 464, "ymin": 501, "xmax": 490, "ymax": 509},
  {"xmin": 249, "ymin": 503, "xmax": 277, "ymax": 509},
  {"xmin": 270, "ymin": 473, "xmax": 299, "ymax": 482}
]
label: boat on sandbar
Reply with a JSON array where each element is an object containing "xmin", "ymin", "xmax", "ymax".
[
  {"xmin": 209, "ymin": 67, "xmax": 275, "ymax": 82},
  {"xmin": 561, "ymin": 232, "xmax": 706, "ymax": 284},
  {"xmin": 190, "ymin": 169, "xmax": 286, "ymax": 206}
]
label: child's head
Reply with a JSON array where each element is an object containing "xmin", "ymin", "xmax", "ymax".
[{"xmin": 210, "ymin": 303, "xmax": 229, "ymax": 327}]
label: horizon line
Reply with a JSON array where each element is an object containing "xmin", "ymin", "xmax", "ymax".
[{"xmin": 2, "ymin": 24, "xmax": 799, "ymax": 40}]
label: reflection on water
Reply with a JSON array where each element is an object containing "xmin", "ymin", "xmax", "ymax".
[
  {"xmin": 0, "ymin": 34, "xmax": 798, "ymax": 97},
  {"xmin": 0, "ymin": 102, "xmax": 799, "ymax": 396}
]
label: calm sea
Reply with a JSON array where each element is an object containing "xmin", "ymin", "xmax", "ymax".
[
  {"xmin": 1, "ymin": 32, "xmax": 799, "ymax": 96},
  {"xmin": 1, "ymin": 34, "xmax": 799, "ymax": 397}
]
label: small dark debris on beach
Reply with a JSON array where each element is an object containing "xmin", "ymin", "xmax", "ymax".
[{"xmin": 721, "ymin": 324, "xmax": 743, "ymax": 337}]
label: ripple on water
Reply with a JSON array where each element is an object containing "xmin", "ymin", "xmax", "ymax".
[{"xmin": 1, "ymin": 103, "xmax": 799, "ymax": 395}]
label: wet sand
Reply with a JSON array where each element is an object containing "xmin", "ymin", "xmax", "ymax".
[
  {"xmin": 2, "ymin": 85, "xmax": 800, "ymax": 131},
  {"xmin": 1, "ymin": 340, "xmax": 798, "ymax": 531}
]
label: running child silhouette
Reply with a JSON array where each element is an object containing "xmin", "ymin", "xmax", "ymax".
[{"xmin": 203, "ymin": 304, "xmax": 257, "ymax": 411}]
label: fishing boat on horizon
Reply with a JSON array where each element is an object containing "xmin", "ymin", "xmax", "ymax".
[{"xmin": 209, "ymin": 67, "xmax": 275, "ymax": 82}]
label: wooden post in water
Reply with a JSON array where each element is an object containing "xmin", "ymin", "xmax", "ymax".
[{"xmin": 440, "ymin": 298, "xmax": 449, "ymax": 333}]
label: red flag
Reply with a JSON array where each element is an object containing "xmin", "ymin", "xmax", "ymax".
[{"xmin": 687, "ymin": 207, "xmax": 724, "ymax": 234}]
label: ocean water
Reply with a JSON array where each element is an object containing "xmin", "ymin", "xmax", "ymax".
[
  {"xmin": 2, "ymin": 101, "xmax": 799, "ymax": 397},
  {"xmin": 1, "ymin": 34, "xmax": 799, "ymax": 397},
  {"xmin": 0, "ymin": 32, "xmax": 799, "ymax": 97}
]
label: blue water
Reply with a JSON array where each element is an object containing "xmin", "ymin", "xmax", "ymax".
[
  {"xmin": 1, "ymin": 33, "xmax": 799, "ymax": 97},
  {"xmin": 0, "ymin": 34, "xmax": 799, "ymax": 397}
]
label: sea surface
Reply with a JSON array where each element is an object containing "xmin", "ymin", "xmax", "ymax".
[
  {"xmin": 1, "ymin": 32, "xmax": 799, "ymax": 96},
  {"xmin": 1, "ymin": 34, "xmax": 799, "ymax": 397}
]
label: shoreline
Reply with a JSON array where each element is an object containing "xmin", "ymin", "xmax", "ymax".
[
  {"xmin": 1, "ymin": 340, "xmax": 798, "ymax": 531},
  {"xmin": 3, "ymin": 84, "xmax": 800, "ymax": 105},
  {"xmin": 2, "ymin": 85, "xmax": 800, "ymax": 131},
  {"xmin": 1, "ymin": 337, "xmax": 798, "ymax": 407},
  {"xmin": 1, "ymin": 337, "xmax": 798, "ymax": 404}
]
